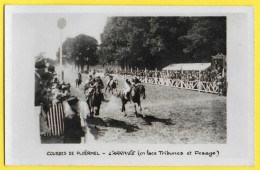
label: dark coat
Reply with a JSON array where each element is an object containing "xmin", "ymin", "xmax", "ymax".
[{"xmin": 63, "ymin": 113, "xmax": 84, "ymax": 143}]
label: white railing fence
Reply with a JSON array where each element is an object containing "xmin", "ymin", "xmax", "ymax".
[{"xmin": 120, "ymin": 75, "xmax": 219, "ymax": 94}]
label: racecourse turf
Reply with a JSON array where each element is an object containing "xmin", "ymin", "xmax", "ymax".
[{"xmin": 69, "ymin": 71, "xmax": 226, "ymax": 144}]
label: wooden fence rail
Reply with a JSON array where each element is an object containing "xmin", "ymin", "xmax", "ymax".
[
  {"xmin": 120, "ymin": 75, "xmax": 219, "ymax": 94},
  {"xmin": 43, "ymin": 103, "xmax": 65, "ymax": 136}
]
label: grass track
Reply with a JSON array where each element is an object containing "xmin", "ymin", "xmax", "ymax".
[{"xmin": 68, "ymin": 70, "xmax": 226, "ymax": 144}]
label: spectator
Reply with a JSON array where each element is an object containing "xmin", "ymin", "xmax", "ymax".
[{"xmin": 63, "ymin": 96, "xmax": 85, "ymax": 143}]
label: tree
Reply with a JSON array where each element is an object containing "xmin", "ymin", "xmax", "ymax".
[
  {"xmin": 56, "ymin": 34, "xmax": 98, "ymax": 73},
  {"xmin": 72, "ymin": 34, "xmax": 98, "ymax": 73},
  {"xmin": 56, "ymin": 37, "xmax": 74, "ymax": 64},
  {"xmin": 99, "ymin": 17, "xmax": 226, "ymax": 70},
  {"xmin": 179, "ymin": 17, "xmax": 226, "ymax": 62}
]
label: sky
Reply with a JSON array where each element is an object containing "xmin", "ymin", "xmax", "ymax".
[{"xmin": 12, "ymin": 13, "xmax": 108, "ymax": 59}]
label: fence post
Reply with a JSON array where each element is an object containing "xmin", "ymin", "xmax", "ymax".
[
  {"xmin": 198, "ymin": 70, "xmax": 201, "ymax": 92},
  {"xmin": 35, "ymin": 105, "xmax": 42, "ymax": 143}
]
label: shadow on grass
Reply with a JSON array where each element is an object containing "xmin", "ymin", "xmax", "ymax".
[
  {"xmin": 87, "ymin": 117, "xmax": 139, "ymax": 136},
  {"xmin": 141, "ymin": 115, "xmax": 174, "ymax": 126},
  {"xmin": 41, "ymin": 136, "xmax": 63, "ymax": 144},
  {"xmin": 88, "ymin": 126, "xmax": 108, "ymax": 140}
]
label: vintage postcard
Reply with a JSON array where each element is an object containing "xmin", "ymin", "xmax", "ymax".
[{"xmin": 4, "ymin": 5, "xmax": 254, "ymax": 166}]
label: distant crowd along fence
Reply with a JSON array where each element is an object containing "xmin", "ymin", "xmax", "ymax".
[{"xmin": 120, "ymin": 75, "xmax": 219, "ymax": 94}]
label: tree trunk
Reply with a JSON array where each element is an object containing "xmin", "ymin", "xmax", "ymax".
[
  {"xmin": 80, "ymin": 64, "xmax": 84, "ymax": 73},
  {"xmin": 86, "ymin": 64, "xmax": 89, "ymax": 74}
]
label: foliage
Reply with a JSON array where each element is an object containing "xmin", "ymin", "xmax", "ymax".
[
  {"xmin": 56, "ymin": 34, "xmax": 98, "ymax": 71},
  {"xmin": 99, "ymin": 17, "xmax": 226, "ymax": 69}
]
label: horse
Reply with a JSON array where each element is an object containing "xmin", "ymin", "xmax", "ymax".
[
  {"xmin": 118, "ymin": 84, "xmax": 146, "ymax": 117},
  {"xmin": 105, "ymin": 79, "xmax": 118, "ymax": 94},
  {"xmin": 85, "ymin": 81, "xmax": 104, "ymax": 117},
  {"xmin": 75, "ymin": 78, "xmax": 82, "ymax": 88}
]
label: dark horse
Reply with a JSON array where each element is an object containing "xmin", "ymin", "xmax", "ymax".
[
  {"xmin": 105, "ymin": 79, "xmax": 118, "ymax": 94},
  {"xmin": 85, "ymin": 81, "xmax": 104, "ymax": 117},
  {"xmin": 75, "ymin": 78, "xmax": 82, "ymax": 88},
  {"xmin": 119, "ymin": 84, "xmax": 146, "ymax": 117}
]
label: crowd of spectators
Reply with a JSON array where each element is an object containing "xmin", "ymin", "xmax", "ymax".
[
  {"xmin": 35, "ymin": 57, "xmax": 72, "ymax": 112},
  {"xmin": 104, "ymin": 67, "xmax": 227, "ymax": 96},
  {"xmin": 35, "ymin": 57, "xmax": 87, "ymax": 143}
]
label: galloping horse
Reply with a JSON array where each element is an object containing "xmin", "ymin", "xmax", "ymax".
[
  {"xmin": 105, "ymin": 79, "xmax": 118, "ymax": 94},
  {"xmin": 85, "ymin": 80, "xmax": 104, "ymax": 117},
  {"xmin": 75, "ymin": 78, "xmax": 82, "ymax": 88},
  {"xmin": 119, "ymin": 84, "xmax": 146, "ymax": 117}
]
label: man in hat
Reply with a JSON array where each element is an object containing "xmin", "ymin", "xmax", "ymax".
[{"xmin": 63, "ymin": 96, "xmax": 85, "ymax": 143}]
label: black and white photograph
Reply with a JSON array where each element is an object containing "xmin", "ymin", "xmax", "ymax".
[
  {"xmin": 35, "ymin": 15, "xmax": 227, "ymax": 144},
  {"xmin": 5, "ymin": 6, "xmax": 254, "ymax": 166}
]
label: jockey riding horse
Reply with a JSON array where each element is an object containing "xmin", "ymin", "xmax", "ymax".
[
  {"xmin": 85, "ymin": 76, "xmax": 104, "ymax": 117},
  {"xmin": 105, "ymin": 74, "xmax": 118, "ymax": 94},
  {"xmin": 75, "ymin": 72, "xmax": 82, "ymax": 87},
  {"xmin": 119, "ymin": 76, "xmax": 146, "ymax": 117}
]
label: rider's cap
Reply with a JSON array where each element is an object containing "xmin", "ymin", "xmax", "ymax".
[{"xmin": 67, "ymin": 96, "xmax": 79, "ymax": 106}]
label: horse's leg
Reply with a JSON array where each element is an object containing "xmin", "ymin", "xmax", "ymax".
[
  {"xmin": 122, "ymin": 101, "xmax": 127, "ymax": 117},
  {"xmin": 134, "ymin": 103, "xmax": 138, "ymax": 117},
  {"xmin": 124, "ymin": 106, "xmax": 127, "ymax": 117},
  {"xmin": 139, "ymin": 101, "xmax": 145, "ymax": 117},
  {"xmin": 95, "ymin": 105, "xmax": 100, "ymax": 116},
  {"xmin": 91, "ymin": 107, "xmax": 94, "ymax": 117},
  {"xmin": 87, "ymin": 101, "xmax": 91, "ymax": 113},
  {"xmin": 87, "ymin": 100, "xmax": 93, "ymax": 118},
  {"xmin": 121, "ymin": 103, "xmax": 124, "ymax": 112}
]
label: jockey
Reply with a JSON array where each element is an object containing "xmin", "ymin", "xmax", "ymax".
[
  {"xmin": 106, "ymin": 74, "xmax": 114, "ymax": 86},
  {"xmin": 86, "ymin": 76, "xmax": 104, "ymax": 100},
  {"xmin": 94, "ymin": 76, "xmax": 104, "ymax": 91},
  {"xmin": 132, "ymin": 76, "xmax": 141, "ymax": 85},
  {"xmin": 76, "ymin": 72, "xmax": 82, "ymax": 85},
  {"xmin": 92, "ymin": 69, "xmax": 96, "ymax": 76},
  {"xmin": 84, "ymin": 74, "xmax": 94, "ymax": 92},
  {"xmin": 78, "ymin": 72, "xmax": 82, "ymax": 80},
  {"xmin": 123, "ymin": 78, "xmax": 135, "ymax": 100},
  {"xmin": 124, "ymin": 76, "xmax": 141, "ymax": 100},
  {"xmin": 84, "ymin": 74, "xmax": 93, "ymax": 87}
]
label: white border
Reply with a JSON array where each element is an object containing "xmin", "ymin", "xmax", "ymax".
[{"xmin": 5, "ymin": 5, "xmax": 255, "ymax": 166}]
